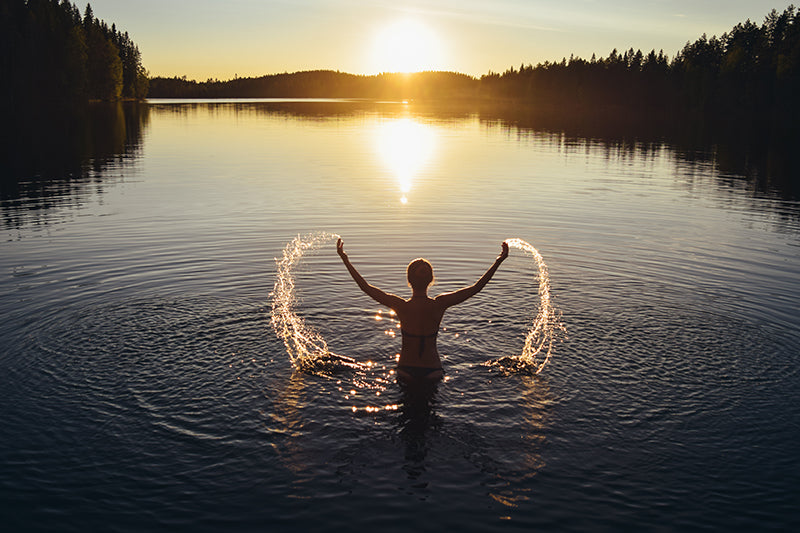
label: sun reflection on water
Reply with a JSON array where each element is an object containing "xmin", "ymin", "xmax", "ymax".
[{"xmin": 375, "ymin": 118, "xmax": 436, "ymax": 203}]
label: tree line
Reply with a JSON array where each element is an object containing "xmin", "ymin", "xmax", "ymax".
[
  {"xmin": 482, "ymin": 5, "xmax": 799, "ymax": 125},
  {"xmin": 3, "ymin": 2, "xmax": 798, "ymax": 129},
  {"xmin": 1, "ymin": 0, "xmax": 148, "ymax": 106},
  {"xmin": 150, "ymin": 6, "xmax": 799, "ymax": 127}
]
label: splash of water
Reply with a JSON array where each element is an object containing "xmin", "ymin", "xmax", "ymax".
[
  {"xmin": 271, "ymin": 233, "xmax": 564, "ymax": 376},
  {"xmin": 489, "ymin": 238, "xmax": 565, "ymax": 375},
  {"xmin": 270, "ymin": 232, "xmax": 363, "ymax": 374}
]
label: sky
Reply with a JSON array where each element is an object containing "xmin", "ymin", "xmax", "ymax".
[{"xmin": 85, "ymin": 0, "xmax": 790, "ymax": 80}]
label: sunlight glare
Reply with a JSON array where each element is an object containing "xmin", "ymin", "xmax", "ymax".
[
  {"xmin": 371, "ymin": 19, "xmax": 444, "ymax": 73},
  {"xmin": 376, "ymin": 118, "xmax": 436, "ymax": 203}
]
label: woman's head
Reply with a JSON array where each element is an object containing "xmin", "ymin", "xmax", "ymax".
[{"xmin": 407, "ymin": 258, "xmax": 434, "ymax": 291}]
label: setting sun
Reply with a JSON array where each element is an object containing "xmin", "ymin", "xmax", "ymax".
[{"xmin": 371, "ymin": 19, "xmax": 444, "ymax": 73}]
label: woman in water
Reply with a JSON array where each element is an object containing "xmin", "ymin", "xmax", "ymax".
[{"xmin": 337, "ymin": 238, "xmax": 509, "ymax": 383}]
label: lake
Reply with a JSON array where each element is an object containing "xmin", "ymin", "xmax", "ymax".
[{"xmin": 1, "ymin": 99, "xmax": 799, "ymax": 532}]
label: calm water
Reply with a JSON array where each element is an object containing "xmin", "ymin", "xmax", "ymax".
[{"xmin": 2, "ymin": 100, "xmax": 799, "ymax": 532}]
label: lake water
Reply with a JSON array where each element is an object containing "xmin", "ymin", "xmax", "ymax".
[{"xmin": 2, "ymin": 100, "xmax": 799, "ymax": 532}]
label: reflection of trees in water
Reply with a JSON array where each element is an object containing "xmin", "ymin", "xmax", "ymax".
[
  {"xmin": 477, "ymin": 101, "xmax": 799, "ymax": 204},
  {"xmin": 1, "ymin": 102, "xmax": 149, "ymax": 230},
  {"xmin": 4, "ymin": 98, "xmax": 794, "ymax": 229},
  {"xmin": 147, "ymin": 98, "xmax": 480, "ymax": 124},
  {"xmin": 152, "ymin": 98, "xmax": 797, "ymax": 206}
]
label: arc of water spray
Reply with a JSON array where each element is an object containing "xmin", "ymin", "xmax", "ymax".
[
  {"xmin": 501, "ymin": 238, "xmax": 565, "ymax": 375},
  {"xmin": 271, "ymin": 232, "xmax": 344, "ymax": 371}
]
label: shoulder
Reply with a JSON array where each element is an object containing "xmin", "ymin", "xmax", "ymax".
[
  {"xmin": 385, "ymin": 293, "xmax": 410, "ymax": 310},
  {"xmin": 433, "ymin": 292, "xmax": 456, "ymax": 307}
]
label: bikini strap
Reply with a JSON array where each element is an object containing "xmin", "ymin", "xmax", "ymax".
[{"xmin": 401, "ymin": 329, "xmax": 438, "ymax": 358}]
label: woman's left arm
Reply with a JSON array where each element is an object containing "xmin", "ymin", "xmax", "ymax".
[{"xmin": 436, "ymin": 241, "xmax": 508, "ymax": 308}]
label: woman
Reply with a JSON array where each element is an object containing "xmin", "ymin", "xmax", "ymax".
[{"xmin": 336, "ymin": 238, "xmax": 509, "ymax": 383}]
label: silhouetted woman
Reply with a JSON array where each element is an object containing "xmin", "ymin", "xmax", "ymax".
[{"xmin": 337, "ymin": 238, "xmax": 509, "ymax": 383}]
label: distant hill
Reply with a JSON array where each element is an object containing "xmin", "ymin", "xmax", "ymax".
[{"xmin": 148, "ymin": 70, "xmax": 480, "ymax": 100}]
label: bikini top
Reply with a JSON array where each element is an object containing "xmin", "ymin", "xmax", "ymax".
[{"xmin": 401, "ymin": 329, "xmax": 438, "ymax": 358}]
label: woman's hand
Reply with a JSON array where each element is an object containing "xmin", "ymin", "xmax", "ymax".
[
  {"xmin": 499, "ymin": 241, "xmax": 509, "ymax": 261},
  {"xmin": 337, "ymin": 238, "xmax": 347, "ymax": 259}
]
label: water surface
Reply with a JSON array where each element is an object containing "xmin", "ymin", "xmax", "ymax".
[{"xmin": 1, "ymin": 100, "xmax": 799, "ymax": 531}]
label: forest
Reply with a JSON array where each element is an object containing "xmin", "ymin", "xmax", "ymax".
[
  {"xmin": 480, "ymin": 5, "xmax": 800, "ymax": 126},
  {"xmin": 1, "ymin": 0, "xmax": 148, "ymax": 106},
  {"xmin": 149, "ymin": 6, "xmax": 800, "ymax": 127}
]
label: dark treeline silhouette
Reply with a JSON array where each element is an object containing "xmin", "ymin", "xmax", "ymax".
[
  {"xmin": 1, "ymin": 0, "xmax": 148, "ymax": 106},
  {"xmin": 483, "ymin": 5, "xmax": 800, "ymax": 126},
  {"xmin": 149, "ymin": 6, "xmax": 799, "ymax": 130}
]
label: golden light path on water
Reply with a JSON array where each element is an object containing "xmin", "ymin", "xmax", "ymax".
[
  {"xmin": 375, "ymin": 118, "xmax": 436, "ymax": 204},
  {"xmin": 271, "ymin": 233, "xmax": 564, "ymax": 376}
]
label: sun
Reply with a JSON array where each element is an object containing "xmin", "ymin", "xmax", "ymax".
[{"xmin": 371, "ymin": 19, "xmax": 444, "ymax": 73}]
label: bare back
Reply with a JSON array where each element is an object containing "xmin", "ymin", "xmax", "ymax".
[{"xmin": 393, "ymin": 295, "xmax": 448, "ymax": 368}]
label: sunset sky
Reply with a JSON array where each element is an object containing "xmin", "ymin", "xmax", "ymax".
[{"xmin": 86, "ymin": 0, "xmax": 788, "ymax": 80}]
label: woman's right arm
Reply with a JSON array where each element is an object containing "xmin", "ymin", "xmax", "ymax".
[
  {"xmin": 435, "ymin": 241, "xmax": 508, "ymax": 308},
  {"xmin": 337, "ymin": 239, "xmax": 404, "ymax": 309}
]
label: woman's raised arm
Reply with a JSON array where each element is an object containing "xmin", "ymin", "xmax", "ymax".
[
  {"xmin": 337, "ymin": 238, "xmax": 404, "ymax": 309},
  {"xmin": 435, "ymin": 241, "xmax": 508, "ymax": 308}
]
